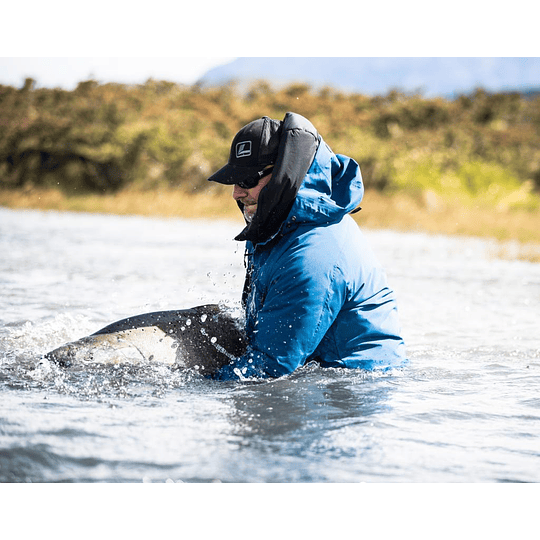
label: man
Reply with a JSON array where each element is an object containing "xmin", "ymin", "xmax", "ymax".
[{"xmin": 208, "ymin": 112, "xmax": 407, "ymax": 380}]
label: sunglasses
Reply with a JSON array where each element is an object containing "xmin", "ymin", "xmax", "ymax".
[{"xmin": 236, "ymin": 166, "xmax": 274, "ymax": 190}]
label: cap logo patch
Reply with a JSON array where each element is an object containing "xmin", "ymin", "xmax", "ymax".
[{"xmin": 235, "ymin": 141, "xmax": 252, "ymax": 158}]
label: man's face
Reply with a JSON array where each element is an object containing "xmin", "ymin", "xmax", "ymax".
[{"xmin": 232, "ymin": 170, "xmax": 273, "ymax": 223}]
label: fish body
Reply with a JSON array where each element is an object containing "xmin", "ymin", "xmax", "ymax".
[{"xmin": 44, "ymin": 304, "xmax": 246, "ymax": 376}]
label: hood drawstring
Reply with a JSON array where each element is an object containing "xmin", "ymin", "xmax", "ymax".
[{"xmin": 241, "ymin": 248, "xmax": 253, "ymax": 309}]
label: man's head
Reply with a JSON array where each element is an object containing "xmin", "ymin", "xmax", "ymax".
[
  {"xmin": 209, "ymin": 112, "xmax": 320, "ymax": 244},
  {"xmin": 207, "ymin": 116, "xmax": 281, "ymax": 187}
]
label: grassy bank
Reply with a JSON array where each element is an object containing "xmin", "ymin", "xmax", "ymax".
[{"xmin": 2, "ymin": 187, "xmax": 539, "ymax": 262}]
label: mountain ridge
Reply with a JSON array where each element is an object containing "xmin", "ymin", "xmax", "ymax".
[{"xmin": 199, "ymin": 57, "xmax": 540, "ymax": 97}]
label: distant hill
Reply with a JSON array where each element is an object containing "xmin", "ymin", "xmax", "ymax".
[{"xmin": 198, "ymin": 57, "xmax": 540, "ymax": 98}]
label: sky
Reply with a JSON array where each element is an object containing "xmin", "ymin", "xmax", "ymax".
[
  {"xmin": 4, "ymin": 55, "xmax": 540, "ymax": 95},
  {"xmin": 0, "ymin": 57, "xmax": 237, "ymax": 89}
]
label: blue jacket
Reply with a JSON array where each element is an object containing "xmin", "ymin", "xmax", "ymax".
[{"xmin": 214, "ymin": 116, "xmax": 407, "ymax": 380}]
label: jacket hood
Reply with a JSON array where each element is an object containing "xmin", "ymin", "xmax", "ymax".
[
  {"xmin": 288, "ymin": 141, "xmax": 364, "ymax": 227},
  {"xmin": 246, "ymin": 138, "xmax": 364, "ymax": 248},
  {"xmin": 234, "ymin": 112, "xmax": 364, "ymax": 246}
]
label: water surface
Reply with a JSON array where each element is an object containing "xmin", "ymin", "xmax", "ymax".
[{"xmin": 1, "ymin": 207, "xmax": 539, "ymax": 482}]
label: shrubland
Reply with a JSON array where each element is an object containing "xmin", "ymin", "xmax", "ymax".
[{"xmin": 1, "ymin": 76, "xmax": 540, "ymax": 258}]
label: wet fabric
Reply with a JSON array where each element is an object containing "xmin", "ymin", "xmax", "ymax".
[{"xmin": 214, "ymin": 116, "xmax": 407, "ymax": 380}]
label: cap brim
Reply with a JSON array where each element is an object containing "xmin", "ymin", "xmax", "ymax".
[{"xmin": 208, "ymin": 163, "xmax": 263, "ymax": 185}]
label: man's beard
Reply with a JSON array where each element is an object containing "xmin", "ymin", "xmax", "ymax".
[{"xmin": 244, "ymin": 209, "xmax": 254, "ymax": 223}]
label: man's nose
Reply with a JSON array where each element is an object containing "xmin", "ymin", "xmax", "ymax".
[{"xmin": 232, "ymin": 184, "xmax": 247, "ymax": 200}]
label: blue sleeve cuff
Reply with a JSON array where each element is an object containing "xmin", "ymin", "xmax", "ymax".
[{"xmin": 210, "ymin": 353, "xmax": 273, "ymax": 381}]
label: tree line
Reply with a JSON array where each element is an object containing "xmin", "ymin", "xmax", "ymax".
[{"xmin": 1, "ymin": 77, "xmax": 539, "ymax": 211}]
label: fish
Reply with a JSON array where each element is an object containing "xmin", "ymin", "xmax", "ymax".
[{"xmin": 44, "ymin": 304, "xmax": 247, "ymax": 377}]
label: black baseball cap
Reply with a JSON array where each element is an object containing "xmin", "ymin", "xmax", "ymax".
[{"xmin": 208, "ymin": 116, "xmax": 282, "ymax": 185}]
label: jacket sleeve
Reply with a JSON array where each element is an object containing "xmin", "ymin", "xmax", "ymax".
[{"xmin": 213, "ymin": 234, "xmax": 346, "ymax": 380}]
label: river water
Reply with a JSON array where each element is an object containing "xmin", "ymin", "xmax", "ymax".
[{"xmin": 1, "ymin": 206, "xmax": 539, "ymax": 483}]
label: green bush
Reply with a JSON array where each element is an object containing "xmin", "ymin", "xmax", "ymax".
[{"xmin": 1, "ymin": 77, "xmax": 539, "ymax": 212}]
